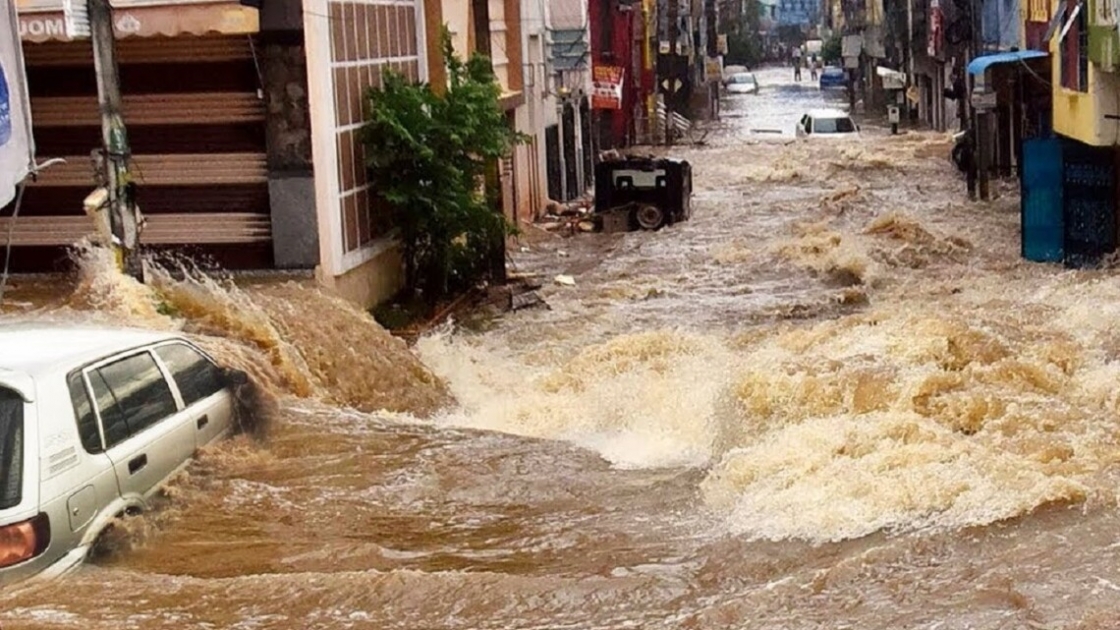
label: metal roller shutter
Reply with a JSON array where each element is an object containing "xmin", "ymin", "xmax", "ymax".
[{"xmin": 6, "ymin": 34, "xmax": 272, "ymax": 271}]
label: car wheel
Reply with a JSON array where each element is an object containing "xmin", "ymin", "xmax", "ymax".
[{"xmin": 635, "ymin": 204, "xmax": 666, "ymax": 230}]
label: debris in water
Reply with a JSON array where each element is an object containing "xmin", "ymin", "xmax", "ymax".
[
  {"xmin": 554, "ymin": 275, "xmax": 576, "ymax": 286},
  {"xmin": 511, "ymin": 291, "xmax": 548, "ymax": 311}
]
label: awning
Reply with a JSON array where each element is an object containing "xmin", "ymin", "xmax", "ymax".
[
  {"xmin": 876, "ymin": 65, "xmax": 907, "ymax": 90},
  {"xmin": 966, "ymin": 50, "xmax": 1049, "ymax": 75},
  {"xmin": 17, "ymin": 0, "xmax": 259, "ymax": 43}
]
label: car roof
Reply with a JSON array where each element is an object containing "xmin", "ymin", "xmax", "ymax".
[
  {"xmin": 806, "ymin": 108, "xmax": 853, "ymax": 118},
  {"xmin": 0, "ymin": 323, "xmax": 181, "ymax": 379}
]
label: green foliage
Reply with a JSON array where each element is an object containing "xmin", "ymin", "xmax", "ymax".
[
  {"xmin": 362, "ymin": 29, "xmax": 523, "ymax": 305},
  {"xmin": 821, "ymin": 33, "xmax": 842, "ymax": 65}
]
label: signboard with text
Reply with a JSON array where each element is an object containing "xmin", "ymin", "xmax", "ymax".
[{"xmin": 591, "ymin": 65, "xmax": 624, "ymax": 110}]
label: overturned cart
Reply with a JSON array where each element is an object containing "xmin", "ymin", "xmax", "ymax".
[{"xmin": 594, "ymin": 157, "xmax": 693, "ymax": 232}]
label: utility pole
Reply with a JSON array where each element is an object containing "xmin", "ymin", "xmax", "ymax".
[
  {"xmin": 666, "ymin": 0, "xmax": 679, "ymax": 145},
  {"xmin": 89, "ymin": 0, "xmax": 143, "ymax": 280},
  {"xmin": 906, "ymin": 0, "xmax": 915, "ymax": 119},
  {"xmin": 973, "ymin": 0, "xmax": 990, "ymax": 200}
]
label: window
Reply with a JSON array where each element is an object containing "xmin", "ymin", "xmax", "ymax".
[
  {"xmin": 90, "ymin": 353, "xmax": 179, "ymax": 449},
  {"xmin": 0, "ymin": 388, "xmax": 23, "ymax": 510},
  {"xmin": 472, "ymin": 0, "xmax": 491, "ymax": 60},
  {"xmin": 613, "ymin": 169, "xmax": 666, "ymax": 190},
  {"xmin": 1030, "ymin": 0, "xmax": 1049, "ymax": 23},
  {"xmin": 1060, "ymin": 2, "xmax": 1089, "ymax": 92},
  {"xmin": 68, "ymin": 372, "xmax": 104, "ymax": 454},
  {"xmin": 1078, "ymin": 6, "xmax": 1089, "ymax": 90},
  {"xmin": 814, "ymin": 117, "xmax": 856, "ymax": 133},
  {"xmin": 156, "ymin": 344, "xmax": 225, "ymax": 407}
]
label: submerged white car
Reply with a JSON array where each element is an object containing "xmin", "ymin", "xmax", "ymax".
[
  {"xmin": 0, "ymin": 325, "xmax": 242, "ymax": 586},
  {"xmin": 796, "ymin": 108, "xmax": 861, "ymax": 138},
  {"xmin": 725, "ymin": 72, "xmax": 759, "ymax": 94}
]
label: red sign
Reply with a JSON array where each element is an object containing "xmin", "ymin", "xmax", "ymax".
[
  {"xmin": 928, "ymin": 0, "xmax": 943, "ymax": 58},
  {"xmin": 591, "ymin": 65, "xmax": 625, "ymax": 110}
]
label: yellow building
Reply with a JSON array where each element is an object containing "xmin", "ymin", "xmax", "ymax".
[{"xmin": 1050, "ymin": 0, "xmax": 1120, "ymax": 146}]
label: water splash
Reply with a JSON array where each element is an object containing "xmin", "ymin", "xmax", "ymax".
[
  {"xmin": 700, "ymin": 297, "xmax": 1120, "ymax": 542},
  {"xmin": 10, "ymin": 245, "xmax": 451, "ymax": 418},
  {"xmin": 417, "ymin": 328, "xmax": 741, "ymax": 470}
]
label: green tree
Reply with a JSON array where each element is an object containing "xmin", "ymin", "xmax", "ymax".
[
  {"xmin": 821, "ymin": 32, "xmax": 841, "ymax": 64},
  {"xmin": 362, "ymin": 31, "xmax": 523, "ymax": 305},
  {"xmin": 725, "ymin": 0, "xmax": 764, "ymax": 67}
]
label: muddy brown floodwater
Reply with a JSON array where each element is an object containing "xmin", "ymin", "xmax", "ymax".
[{"xmin": 4, "ymin": 67, "xmax": 1120, "ymax": 629}]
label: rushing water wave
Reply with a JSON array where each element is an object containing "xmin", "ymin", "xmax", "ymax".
[{"xmin": 3, "ymin": 67, "xmax": 1120, "ymax": 629}]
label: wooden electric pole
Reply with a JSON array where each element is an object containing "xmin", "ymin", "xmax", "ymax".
[{"xmin": 89, "ymin": 0, "xmax": 143, "ymax": 280}]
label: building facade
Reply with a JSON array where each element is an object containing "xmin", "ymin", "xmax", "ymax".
[{"xmin": 548, "ymin": 0, "xmax": 594, "ymax": 202}]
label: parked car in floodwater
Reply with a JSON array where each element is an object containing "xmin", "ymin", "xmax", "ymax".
[
  {"xmin": 796, "ymin": 109, "xmax": 860, "ymax": 139},
  {"xmin": 0, "ymin": 325, "xmax": 245, "ymax": 586},
  {"xmin": 725, "ymin": 72, "xmax": 759, "ymax": 94},
  {"xmin": 819, "ymin": 66, "xmax": 847, "ymax": 90}
]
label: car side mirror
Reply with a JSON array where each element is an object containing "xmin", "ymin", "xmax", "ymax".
[{"xmin": 223, "ymin": 368, "xmax": 250, "ymax": 387}]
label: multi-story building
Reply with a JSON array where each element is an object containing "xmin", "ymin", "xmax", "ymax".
[
  {"xmin": 5, "ymin": 0, "xmax": 554, "ymax": 307},
  {"xmin": 547, "ymin": 0, "xmax": 594, "ymax": 201},
  {"xmin": 442, "ymin": 0, "xmax": 546, "ymax": 228},
  {"xmin": 590, "ymin": 0, "xmax": 656, "ymax": 148}
]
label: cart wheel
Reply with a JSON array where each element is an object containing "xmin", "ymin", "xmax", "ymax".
[{"xmin": 635, "ymin": 204, "xmax": 665, "ymax": 230}]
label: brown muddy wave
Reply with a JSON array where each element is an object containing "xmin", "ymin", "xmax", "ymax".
[
  {"xmin": 41, "ymin": 245, "xmax": 452, "ymax": 418},
  {"xmin": 3, "ymin": 104, "xmax": 1120, "ymax": 628}
]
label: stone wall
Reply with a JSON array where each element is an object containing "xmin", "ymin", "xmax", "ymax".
[
  {"xmin": 261, "ymin": 36, "xmax": 319, "ymax": 269},
  {"xmin": 262, "ymin": 39, "xmax": 313, "ymax": 172}
]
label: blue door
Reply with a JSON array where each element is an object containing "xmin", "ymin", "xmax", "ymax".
[{"xmin": 1021, "ymin": 137, "xmax": 1064, "ymax": 262}]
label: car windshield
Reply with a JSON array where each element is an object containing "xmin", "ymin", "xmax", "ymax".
[
  {"xmin": 814, "ymin": 116, "xmax": 856, "ymax": 133},
  {"xmin": 732, "ymin": 74, "xmax": 756, "ymax": 84},
  {"xmin": 0, "ymin": 387, "xmax": 23, "ymax": 510},
  {"xmin": 824, "ymin": 68, "xmax": 844, "ymax": 77}
]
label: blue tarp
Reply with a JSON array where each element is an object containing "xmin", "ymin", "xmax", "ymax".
[{"xmin": 967, "ymin": 50, "xmax": 1049, "ymax": 75}]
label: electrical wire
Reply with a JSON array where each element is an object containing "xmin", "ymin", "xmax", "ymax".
[{"xmin": 0, "ymin": 182, "xmax": 28, "ymax": 307}]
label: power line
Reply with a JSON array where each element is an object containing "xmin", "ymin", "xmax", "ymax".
[{"xmin": 0, "ymin": 182, "xmax": 27, "ymax": 307}]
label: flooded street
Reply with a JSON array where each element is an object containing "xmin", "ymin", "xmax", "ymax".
[{"xmin": 5, "ymin": 66, "xmax": 1120, "ymax": 629}]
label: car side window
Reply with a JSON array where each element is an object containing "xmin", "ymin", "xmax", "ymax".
[
  {"xmin": 156, "ymin": 343, "xmax": 225, "ymax": 407},
  {"xmin": 92, "ymin": 352, "xmax": 179, "ymax": 447},
  {"xmin": 67, "ymin": 372, "xmax": 104, "ymax": 454},
  {"xmin": 87, "ymin": 369, "xmax": 130, "ymax": 449}
]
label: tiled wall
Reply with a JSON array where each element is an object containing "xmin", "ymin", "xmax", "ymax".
[{"xmin": 326, "ymin": 0, "xmax": 422, "ymax": 254}]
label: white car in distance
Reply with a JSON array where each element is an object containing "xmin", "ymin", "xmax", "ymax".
[
  {"xmin": 725, "ymin": 72, "xmax": 759, "ymax": 95},
  {"xmin": 796, "ymin": 108, "xmax": 861, "ymax": 138}
]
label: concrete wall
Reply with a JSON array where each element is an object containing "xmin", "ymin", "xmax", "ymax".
[
  {"xmin": 1051, "ymin": 66, "xmax": 1120, "ymax": 146},
  {"xmin": 315, "ymin": 238, "xmax": 404, "ymax": 308}
]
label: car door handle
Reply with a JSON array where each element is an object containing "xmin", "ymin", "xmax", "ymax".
[
  {"xmin": 197, "ymin": 415, "xmax": 209, "ymax": 430},
  {"xmin": 128, "ymin": 454, "xmax": 147, "ymax": 475}
]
